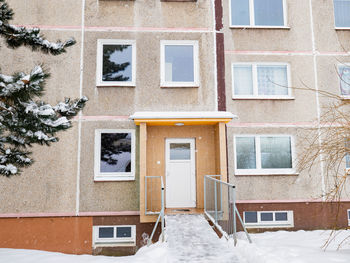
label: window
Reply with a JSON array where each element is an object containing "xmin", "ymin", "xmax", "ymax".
[
  {"xmin": 338, "ymin": 65, "xmax": 350, "ymax": 97},
  {"xmin": 244, "ymin": 211, "xmax": 294, "ymax": 228},
  {"xmin": 230, "ymin": 0, "xmax": 287, "ymax": 27},
  {"xmin": 96, "ymin": 39, "xmax": 136, "ymax": 86},
  {"xmin": 234, "ymin": 135, "xmax": 294, "ymax": 175},
  {"xmin": 93, "ymin": 225, "xmax": 136, "ymax": 246},
  {"xmin": 232, "ymin": 63, "xmax": 291, "ymax": 99},
  {"xmin": 160, "ymin": 40, "xmax": 199, "ymax": 87},
  {"xmin": 94, "ymin": 129, "xmax": 135, "ymax": 181},
  {"xmin": 334, "ymin": 0, "xmax": 350, "ymax": 28},
  {"xmin": 348, "ymin": 209, "xmax": 350, "ymax": 226}
]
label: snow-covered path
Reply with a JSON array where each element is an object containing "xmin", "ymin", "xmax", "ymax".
[{"xmin": 166, "ymin": 214, "xmax": 240, "ymax": 263}]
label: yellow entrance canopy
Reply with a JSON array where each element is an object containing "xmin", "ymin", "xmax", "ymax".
[{"xmin": 130, "ymin": 111, "xmax": 236, "ymax": 126}]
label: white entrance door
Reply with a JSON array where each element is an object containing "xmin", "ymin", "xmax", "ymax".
[{"xmin": 165, "ymin": 138, "xmax": 196, "ymax": 208}]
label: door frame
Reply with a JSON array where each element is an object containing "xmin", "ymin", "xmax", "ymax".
[{"xmin": 165, "ymin": 138, "xmax": 196, "ymax": 208}]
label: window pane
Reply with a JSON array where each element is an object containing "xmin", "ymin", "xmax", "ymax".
[
  {"xmin": 275, "ymin": 212, "xmax": 288, "ymax": 221},
  {"xmin": 334, "ymin": 0, "xmax": 350, "ymax": 27},
  {"xmin": 102, "ymin": 44, "xmax": 132, "ymax": 82},
  {"xmin": 116, "ymin": 227, "xmax": 132, "ymax": 238},
  {"xmin": 236, "ymin": 137, "xmax": 256, "ymax": 169},
  {"xmin": 100, "ymin": 133, "xmax": 132, "ymax": 173},
  {"xmin": 170, "ymin": 143, "xmax": 191, "ymax": 160},
  {"xmin": 245, "ymin": 211, "xmax": 258, "ymax": 223},
  {"xmin": 99, "ymin": 227, "xmax": 114, "ymax": 238},
  {"xmin": 233, "ymin": 65, "xmax": 253, "ymax": 95},
  {"xmin": 338, "ymin": 66, "xmax": 350, "ymax": 95},
  {"xmin": 257, "ymin": 65, "xmax": 288, "ymax": 95},
  {"xmin": 348, "ymin": 210, "xmax": 350, "ymax": 219},
  {"xmin": 254, "ymin": 0, "xmax": 284, "ymax": 26},
  {"xmin": 165, "ymin": 45, "xmax": 194, "ymax": 82},
  {"xmin": 260, "ymin": 136, "xmax": 292, "ymax": 169},
  {"xmin": 261, "ymin": 212, "xmax": 273, "ymax": 221},
  {"xmin": 231, "ymin": 0, "xmax": 250, "ymax": 26}
]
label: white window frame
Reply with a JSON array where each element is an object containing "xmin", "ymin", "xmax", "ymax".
[
  {"xmin": 234, "ymin": 134, "xmax": 296, "ymax": 175},
  {"xmin": 232, "ymin": 62, "xmax": 292, "ymax": 99},
  {"xmin": 160, "ymin": 40, "xmax": 199, "ymax": 87},
  {"xmin": 347, "ymin": 209, "xmax": 350, "ymax": 226},
  {"xmin": 96, "ymin": 39, "xmax": 136, "ymax": 87},
  {"xmin": 93, "ymin": 225, "xmax": 136, "ymax": 247},
  {"xmin": 229, "ymin": 0, "xmax": 289, "ymax": 28},
  {"xmin": 337, "ymin": 64, "xmax": 350, "ymax": 99},
  {"xmin": 94, "ymin": 129, "xmax": 135, "ymax": 181},
  {"xmin": 334, "ymin": 0, "xmax": 350, "ymax": 29},
  {"xmin": 244, "ymin": 210, "xmax": 294, "ymax": 228}
]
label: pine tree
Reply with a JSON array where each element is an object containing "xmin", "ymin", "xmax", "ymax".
[{"xmin": 0, "ymin": 0, "xmax": 87, "ymax": 176}]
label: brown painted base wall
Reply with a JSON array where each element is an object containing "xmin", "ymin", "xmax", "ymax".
[
  {"xmin": 0, "ymin": 215, "xmax": 160, "ymax": 256},
  {"xmin": 0, "ymin": 217, "xmax": 93, "ymax": 254},
  {"xmin": 236, "ymin": 201, "xmax": 350, "ymax": 232}
]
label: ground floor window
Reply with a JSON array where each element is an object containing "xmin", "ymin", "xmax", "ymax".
[
  {"xmin": 347, "ymin": 209, "xmax": 350, "ymax": 226},
  {"xmin": 243, "ymin": 210, "xmax": 294, "ymax": 228},
  {"xmin": 93, "ymin": 225, "xmax": 136, "ymax": 246},
  {"xmin": 94, "ymin": 129, "xmax": 135, "ymax": 181}
]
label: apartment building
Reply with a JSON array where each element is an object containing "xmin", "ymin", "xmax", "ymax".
[{"xmin": 0, "ymin": 0, "xmax": 350, "ymax": 257}]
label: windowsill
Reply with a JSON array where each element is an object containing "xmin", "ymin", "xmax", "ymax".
[
  {"xmin": 161, "ymin": 83, "xmax": 199, "ymax": 88},
  {"xmin": 245, "ymin": 224, "xmax": 294, "ymax": 229},
  {"xmin": 235, "ymin": 171, "xmax": 299, "ymax": 176},
  {"xmin": 93, "ymin": 242, "xmax": 136, "ymax": 248},
  {"xmin": 161, "ymin": 0, "xmax": 196, "ymax": 2},
  {"xmin": 341, "ymin": 95, "xmax": 350, "ymax": 100},
  {"xmin": 96, "ymin": 83, "xmax": 136, "ymax": 88},
  {"xmin": 230, "ymin": 26, "xmax": 290, "ymax": 30},
  {"xmin": 232, "ymin": 96, "xmax": 295, "ymax": 100},
  {"xmin": 94, "ymin": 175, "xmax": 135, "ymax": 181},
  {"xmin": 335, "ymin": 27, "xmax": 350, "ymax": 30}
]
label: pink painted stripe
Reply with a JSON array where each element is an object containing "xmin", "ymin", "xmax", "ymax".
[
  {"xmin": 15, "ymin": 24, "xmax": 210, "ymax": 32},
  {"xmin": 236, "ymin": 199, "xmax": 350, "ymax": 204},
  {"xmin": 0, "ymin": 211, "xmax": 140, "ymax": 218},
  {"xmin": 227, "ymin": 121, "xmax": 317, "ymax": 127},
  {"xmin": 73, "ymin": 115, "xmax": 130, "ymax": 121},
  {"xmin": 225, "ymin": 50, "xmax": 313, "ymax": 54}
]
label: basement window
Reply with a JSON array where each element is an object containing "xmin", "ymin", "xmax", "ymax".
[
  {"xmin": 96, "ymin": 39, "xmax": 136, "ymax": 87},
  {"xmin": 93, "ymin": 225, "xmax": 136, "ymax": 246},
  {"xmin": 230, "ymin": 0, "xmax": 288, "ymax": 28},
  {"xmin": 244, "ymin": 211, "xmax": 294, "ymax": 228},
  {"xmin": 348, "ymin": 209, "xmax": 350, "ymax": 226},
  {"xmin": 94, "ymin": 129, "xmax": 135, "ymax": 181}
]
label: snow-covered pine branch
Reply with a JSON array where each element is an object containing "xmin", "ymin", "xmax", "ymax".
[{"xmin": 0, "ymin": 0, "xmax": 76, "ymax": 55}]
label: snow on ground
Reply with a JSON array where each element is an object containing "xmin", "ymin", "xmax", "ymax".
[
  {"xmin": 232, "ymin": 229, "xmax": 350, "ymax": 263},
  {"xmin": 0, "ymin": 226, "xmax": 349, "ymax": 263}
]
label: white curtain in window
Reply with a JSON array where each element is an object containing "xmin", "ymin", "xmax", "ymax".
[
  {"xmin": 233, "ymin": 65, "xmax": 253, "ymax": 95},
  {"xmin": 339, "ymin": 66, "xmax": 350, "ymax": 95},
  {"xmin": 260, "ymin": 136, "xmax": 292, "ymax": 169},
  {"xmin": 257, "ymin": 65, "xmax": 288, "ymax": 95},
  {"xmin": 236, "ymin": 137, "xmax": 256, "ymax": 169}
]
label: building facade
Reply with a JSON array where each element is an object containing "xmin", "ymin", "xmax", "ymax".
[{"xmin": 0, "ymin": 0, "xmax": 350, "ymax": 256}]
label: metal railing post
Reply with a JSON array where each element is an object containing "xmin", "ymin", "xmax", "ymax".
[
  {"xmin": 161, "ymin": 178, "xmax": 165, "ymax": 242},
  {"xmin": 214, "ymin": 180, "xmax": 218, "ymax": 223},
  {"xmin": 145, "ymin": 177, "xmax": 148, "ymax": 214},
  {"xmin": 204, "ymin": 176, "xmax": 207, "ymax": 212},
  {"xmin": 232, "ymin": 186, "xmax": 237, "ymax": 246}
]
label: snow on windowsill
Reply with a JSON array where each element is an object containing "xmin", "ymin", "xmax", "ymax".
[
  {"xmin": 94, "ymin": 175, "xmax": 135, "ymax": 182},
  {"xmin": 232, "ymin": 96, "xmax": 295, "ymax": 100}
]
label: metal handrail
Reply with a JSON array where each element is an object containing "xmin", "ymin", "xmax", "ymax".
[
  {"xmin": 204, "ymin": 175, "xmax": 252, "ymax": 245},
  {"xmin": 145, "ymin": 175, "xmax": 165, "ymax": 245}
]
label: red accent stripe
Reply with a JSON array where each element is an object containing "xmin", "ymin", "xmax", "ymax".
[
  {"xmin": 0, "ymin": 211, "xmax": 140, "ymax": 218},
  {"xmin": 236, "ymin": 199, "xmax": 350, "ymax": 204}
]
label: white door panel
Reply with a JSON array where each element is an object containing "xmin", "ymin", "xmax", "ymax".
[{"xmin": 165, "ymin": 138, "xmax": 196, "ymax": 208}]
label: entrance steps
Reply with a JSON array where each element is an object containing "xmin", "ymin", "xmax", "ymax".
[{"xmin": 165, "ymin": 214, "xmax": 240, "ymax": 263}]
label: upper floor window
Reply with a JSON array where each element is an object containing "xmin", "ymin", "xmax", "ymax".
[
  {"xmin": 232, "ymin": 63, "xmax": 291, "ymax": 99},
  {"xmin": 96, "ymin": 39, "xmax": 136, "ymax": 87},
  {"xmin": 160, "ymin": 40, "xmax": 199, "ymax": 87},
  {"xmin": 94, "ymin": 129, "xmax": 135, "ymax": 181},
  {"xmin": 338, "ymin": 65, "xmax": 350, "ymax": 97},
  {"xmin": 230, "ymin": 0, "xmax": 287, "ymax": 27},
  {"xmin": 334, "ymin": 0, "xmax": 350, "ymax": 28},
  {"xmin": 234, "ymin": 135, "xmax": 294, "ymax": 175}
]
